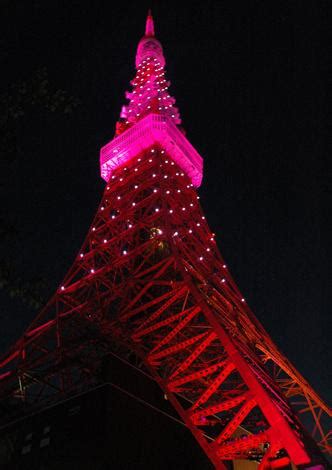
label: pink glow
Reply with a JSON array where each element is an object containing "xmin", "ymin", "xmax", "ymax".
[
  {"xmin": 111, "ymin": 9, "xmax": 187, "ymax": 180},
  {"xmin": 122, "ymin": 56, "xmax": 180, "ymax": 127},
  {"xmin": 100, "ymin": 113, "xmax": 203, "ymax": 187},
  {"xmin": 115, "ymin": 11, "xmax": 180, "ymax": 133},
  {"xmin": 145, "ymin": 10, "xmax": 155, "ymax": 37},
  {"xmin": 136, "ymin": 19, "xmax": 165, "ymax": 68}
]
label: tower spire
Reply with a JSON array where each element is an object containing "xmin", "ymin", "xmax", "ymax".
[
  {"xmin": 135, "ymin": 11, "xmax": 165, "ymax": 67},
  {"xmin": 115, "ymin": 12, "xmax": 181, "ymax": 136},
  {"xmin": 145, "ymin": 9, "xmax": 155, "ymax": 37}
]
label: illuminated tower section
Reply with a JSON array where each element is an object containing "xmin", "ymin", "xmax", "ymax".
[
  {"xmin": 0, "ymin": 11, "xmax": 330, "ymax": 470},
  {"xmin": 100, "ymin": 11, "xmax": 202, "ymax": 188}
]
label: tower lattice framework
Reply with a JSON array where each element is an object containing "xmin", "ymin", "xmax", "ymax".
[{"xmin": 0, "ymin": 12, "xmax": 330, "ymax": 469}]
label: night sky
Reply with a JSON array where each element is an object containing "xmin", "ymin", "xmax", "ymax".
[{"xmin": 0, "ymin": 0, "xmax": 330, "ymax": 421}]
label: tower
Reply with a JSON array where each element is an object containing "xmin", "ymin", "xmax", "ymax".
[{"xmin": 0, "ymin": 10, "xmax": 330, "ymax": 469}]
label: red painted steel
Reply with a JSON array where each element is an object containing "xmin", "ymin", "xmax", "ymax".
[{"xmin": 0, "ymin": 11, "xmax": 330, "ymax": 470}]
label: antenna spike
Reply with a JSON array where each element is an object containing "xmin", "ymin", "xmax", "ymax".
[{"xmin": 145, "ymin": 9, "xmax": 155, "ymax": 37}]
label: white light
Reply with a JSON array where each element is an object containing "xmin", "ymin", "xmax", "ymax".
[
  {"xmin": 177, "ymin": 190, "xmax": 181, "ymax": 193},
  {"xmin": 241, "ymin": 298, "xmax": 245, "ymax": 302},
  {"xmin": 202, "ymin": 216, "xmax": 205, "ymax": 220},
  {"xmin": 155, "ymin": 208, "xmax": 160, "ymax": 212},
  {"xmin": 92, "ymin": 227, "xmax": 96, "ymax": 231},
  {"xmin": 164, "ymin": 175, "xmax": 168, "ymax": 179},
  {"xmin": 90, "ymin": 269, "xmax": 95, "ymax": 274},
  {"xmin": 188, "ymin": 229, "xmax": 192, "ymax": 233},
  {"xmin": 173, "ymin": 231, "xmax": 178, "ymax": 236},
  {"xmin": 222, "ymin": 278, "xmax": 226, "ymax": 283},
  {"xmin": 197, "ymin": 223, "xmax": 201, "ymax": 227},
  {"xmin": 120, "ymin": 178, "xmax": 123, "ymax": 181},
  {"xmin": 223, "ymin": 264, "xmax": 227, "ymax": 268},
  {"xmin": 61, "ymin": 286, "xmax": 65, "ymax": 291},
  {"xmin": 106, "ymin": 186, "xmax": 110, "ymax": 190},
  {"xmin": 111, "ymin": 215, "xmax": 116, "ymax": 219},
  {"xmin": 103, "ymin": 239, "xmax": 107, "ymax": 243},
  {"xmin": 197, "ymin": 196, "xmax": 200, "ymax": 200},
  {"xmin": 80, "ymin": 253, "xmax": 84, "ymax": 258},
  {"xmin": 152, "ymin": 174, "xmax": 156, "ymax": 178},
  {"xmin": 128, "ymin": 224, "xmax": 133, "ymax": 228},
  {"xmin": 206, "ymin": 248, "xmax": 210, "ymax": 252},
  {"xmin": 199, "ymin": 257, "xmax": 204, "ymax": 261},
  {"xmin": 134, "ymin": 168, "xmax": 138, "ymax": 172},
  {"xmin": 117, "ymin": 196, "xmax": 121, "ymax": 200},
  {"xmin": 153, "ymin": 189, "xmax": 158, "ymax": 193},
  {"xmin": 101, "ymin": 207, "xmax": 104, "ymax": 211},
  {"xmin": 111, "ymin": 175, "xmax": 115, "ymax": 179},
  {"xmin": 161, "ymin": 150, "xmax": 165, "ymax": 154},
  {"xmin": 182, "ymin": 207, "xmax": 186, "ymax": 211},
  {"xmin": 171, "ymin": 162, "xmax": 175, "ymax": 166},
  {"xmin": 132, "ymin": 202, "xmax": 136, "ymax": 206},
  {"xmin": 151, "ymin": 149, "xmax": 155, "ymax": 153},
  {"xmin": 169, "ymin": 209, "xmax": 173, "ymax": 214},
  {"xmin": 190, "ymin": 203, "xmax": 194, "ymax": 207},
  {"xmin": 138, "ymin": 158, "xmax": 142, "ymax": 162},
  {"xmin": 123, "ymin": 250, "xmax": 127, "ymax": 255},
  {"xmin": 166, "ymin": 190, "xmax": 170, "ymax": 194},
  {"xmin": 134, "ymin": 185, "xmax": 138, "ymax": 189}
]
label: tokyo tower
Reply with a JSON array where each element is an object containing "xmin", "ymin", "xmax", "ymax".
[{"xmin": 0, "ymin": 11, "xmax": 330, "ymax": 469}]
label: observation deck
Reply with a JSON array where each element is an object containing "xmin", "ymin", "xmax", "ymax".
[{"xmin": 100, "ymin": 114, "xmax": 203, "ymax": 187}]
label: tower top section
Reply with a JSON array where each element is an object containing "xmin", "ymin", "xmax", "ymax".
[
  {"xmin": 100, "ymin": 11, "xmax": 203, "ymax": 187},
  {"xmin": 136, "ymin": 10, "xmax": 165, "ymax": 68},
  {"xmin": 117, "ymin": 10, "xmax": 181, "ymax": 132}
]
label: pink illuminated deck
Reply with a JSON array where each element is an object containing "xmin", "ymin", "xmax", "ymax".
[{"xmin": 100, "ymin": 114, "xmax": 203, "ymax": 187}]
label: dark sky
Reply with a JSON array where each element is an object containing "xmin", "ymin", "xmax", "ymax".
[{"xmin": 0, "ymin": 0, "xmax": 330, "ymax": 414}]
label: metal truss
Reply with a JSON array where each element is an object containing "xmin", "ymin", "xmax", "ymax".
[{"xmin": 0, "ymin": 147, "xmax": 330, "ymax": 468}]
